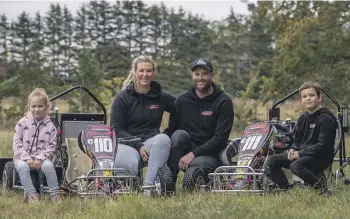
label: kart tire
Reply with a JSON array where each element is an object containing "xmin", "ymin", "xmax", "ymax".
[
  {"xmin": 2, "ymin": 161, "xmax": 18, "ymax": 190},
  {"xmin": 183, "ymin": 167, "xmax": 206, "ymax": 192},
  {"xmin": 155, "ymin": 166, "xmax": 175, "ymax": 195}
]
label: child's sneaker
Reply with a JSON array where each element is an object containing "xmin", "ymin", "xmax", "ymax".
[
  {"xmin": 50, "ymin": 194, "xmax": 61, "ymax": 203},
  {"xmin": 27, "ymin": 194, "xmax": 40, "ymax": 204}
]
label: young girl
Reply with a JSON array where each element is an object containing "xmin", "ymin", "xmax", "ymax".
[
  {"xmin": 110, "ymin": 55, "xmax": 176, "ymax": 197},
  {"xmin": 13, "ymin": 88, "xmax": 60, "ymax": 203}
]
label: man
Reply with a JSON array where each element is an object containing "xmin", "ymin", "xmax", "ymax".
[
  {"xmin": 264, "ymin": 81, "xmax": 337, "ymax": 192},
  {"xmin": 164, "ymin": 58, "xmax": 234, "ymax": 185}
]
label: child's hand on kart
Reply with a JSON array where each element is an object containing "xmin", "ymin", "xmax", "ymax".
[
  {"xmin": 179, "ymin": 152, "xmax": 195, "ymax": 170},
  {"xmin": 33, "ymin": 159, "xmax": 42, "ymax": 170},
  {"xmin": 139, "ymin": 146, "xmax": 149, "ymax": 162}
]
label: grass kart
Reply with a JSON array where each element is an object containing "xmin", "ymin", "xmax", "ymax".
[
  {"xmin": 178, "ymin": 86, "xmax": 348, "ymax": 193},
  {"xmin": 0, "ymin": 85, "xmax": 173, "ymax": 197}
]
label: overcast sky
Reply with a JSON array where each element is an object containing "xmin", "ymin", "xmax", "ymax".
[{"xmin": 0, "ymin": 0, "xmax": 252, "ymax": 22}]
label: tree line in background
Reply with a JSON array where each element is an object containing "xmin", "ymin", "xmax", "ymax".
[{"xmin": 0, "ymin": 0, "xmax": 349, "ymax": 129}]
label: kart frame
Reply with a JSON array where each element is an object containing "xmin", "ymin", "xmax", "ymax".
[
  {"xmin": 208, "ymin": 86, "xmax": 348, "ymax": 193},
  {"xmin": 0, "ymin": 86, "xmax": 143, "ymax": 197}
]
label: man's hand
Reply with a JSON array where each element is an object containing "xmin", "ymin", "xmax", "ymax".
[
  {"xmin": 289, "ymin": 151, "xmax": 300, "ymax": 161},
  {"xmin": 139, "ymin": 146, "xmax": 149, "ymax": 162},
  {"xmin": 179, "ymin": 152, "xmax": 195, "ymax": 170},
  {"xmin": 26, "ymin": 159, "xmax": 34, "ymax": 168},
  {"xmin": 33, "ymin": 159, "xmax": 42, "ymax": 170},
  {"xmin": 287, "ymin": 149, "xmax": 295, "ymax": 160}
]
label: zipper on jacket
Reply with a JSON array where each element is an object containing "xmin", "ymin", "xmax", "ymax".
[
  {"xmin": 197, "ymin": 99, "xmax": 203, "ymax": 128},
  {"xmin": 140, "ymin": 94, "xmax": 144, "ymax": 123},
  {"xmin": 29, "ymin": 120, "xmax": 44, "ymax": 155}
]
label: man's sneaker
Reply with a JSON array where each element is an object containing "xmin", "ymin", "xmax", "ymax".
[{"xmin": 318, "ymin": 188, "xmax": 332, "ymax": 197}]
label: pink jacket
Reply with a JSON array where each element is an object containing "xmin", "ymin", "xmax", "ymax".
[{"xmin": 13, "ymin": 112, "xmax": 57, "ymax": 161}]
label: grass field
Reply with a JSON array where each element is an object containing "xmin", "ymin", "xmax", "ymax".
[
  {"xmin": 1, "ymin": 129, "xmax": 350, "ymax": 219},
  {"xmin": 1, "ymin": 97, "xmax": 350, "ymax": 219}
]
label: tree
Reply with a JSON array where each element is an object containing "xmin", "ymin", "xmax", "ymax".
[
  {"xmin": 0, "ymin": 14, "xmax": 10, "ymax": 61},
  {"xmin": 44, "ymin": 3, "xmax": 63, "ymax": 76},
  {"xmin": 60, "ymin": 6, "xmax": 75, "ymax": 75},
  {"xmin": 11, "ymin": 12, "xmax": 34, "ymax": 65},
  {"xmin": 69, "ymin": 48, "xmax": 105, "ymax": 112}
]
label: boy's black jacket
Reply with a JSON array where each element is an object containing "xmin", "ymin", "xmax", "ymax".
[
  {"xmin": 110, "ymin": 81, "xmax": 176, "ymax": 151},
  {"xmin": 291, "ymin": 107, "xmax": 337, "ymax": 164},
  {"xmin": 164, "ymin": 83, "xmax": 234, "ymax": 157}
]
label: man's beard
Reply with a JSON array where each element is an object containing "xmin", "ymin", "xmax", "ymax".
[{"xmin": 194, "ymin": 80, "xmax": 212, "ymax": 93}]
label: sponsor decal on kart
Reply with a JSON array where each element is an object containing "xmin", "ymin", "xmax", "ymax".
[
  {"xmin": 80, "ymin": 125, "xmax": 118, "ymax": 168},
  {"xmin": 79, "ymin": 125, "xmax": 119, "ymax": 192},
  {"xmin": 234, "ymin": 122, "xmax": 271, "ymax": 180}
]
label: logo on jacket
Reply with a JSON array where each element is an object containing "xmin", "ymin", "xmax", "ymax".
[
  {"xmin": 149, "ymin": 105, "xmax": 159, "ymax": 109},
  {"xmin": 310, "ymin": 124, "xmax": 315, "ymax": 128},
  {"xmin": 201, "ymin": 111, "xmax": 213, "ymax": 116}
]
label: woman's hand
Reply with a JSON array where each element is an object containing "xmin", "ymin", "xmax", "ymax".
[{"xmin": 139, "ymin": 146, "xmax": 149, "ymax": 162}]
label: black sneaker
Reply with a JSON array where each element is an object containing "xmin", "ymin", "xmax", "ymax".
[
  {"xmin": 313, "ymin": 173, "xmax": 327, "ymax": 190},
  {"xmin": 318, "ymin": 188, "xmax": 332, "ymax": 197}
]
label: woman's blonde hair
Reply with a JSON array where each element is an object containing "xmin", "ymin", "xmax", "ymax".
[
  {"xmin": 121, "ymin": 55, "xmax": 156, "ymax": 90},
  {"xmin": 25, "ymin": 88, "xmax": 49, "ymax": 115}
]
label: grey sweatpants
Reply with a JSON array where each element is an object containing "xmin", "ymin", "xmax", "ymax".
[{"xmin": 114, "ymin": 133, "xmax": 171, "ymax": 186}]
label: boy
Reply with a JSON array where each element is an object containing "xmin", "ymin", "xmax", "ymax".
[{"xmin": 264, "ymin": 81, "xmax": 337, "ymax": 191}]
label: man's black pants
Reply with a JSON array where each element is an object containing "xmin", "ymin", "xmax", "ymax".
[
  {"xmin": 167, "ymin": 130, "xmax": 219, "ymax": 183},
  {"xmin": 264, "ymin": 153, "xmax": 329, "ymax": 189}
]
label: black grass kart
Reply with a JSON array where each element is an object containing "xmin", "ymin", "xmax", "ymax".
[
  {"xmin": 167, "ymin": 86, "xmax": 349, "ymax": 193},
  {"xmin": 0, "ymin": 86, "xmax": 173, "ymax": 197}
]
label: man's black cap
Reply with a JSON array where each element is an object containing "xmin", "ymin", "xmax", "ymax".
[{"xmin": 190, "ymin": 58, "xmax": 213, "ymax": 72}]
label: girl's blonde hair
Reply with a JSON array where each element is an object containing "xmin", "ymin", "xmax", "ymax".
[
  {"xmin": 25, "ymin": 88, "xmax": 49, "ymax": 114},
  {"xmin": 121, "ymin": 55, "xmax": 156, "ymax": 90}
]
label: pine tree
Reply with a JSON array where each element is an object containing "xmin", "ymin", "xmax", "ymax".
[
  {"xmin": 0, "ymin": 14, "xmax": 10, "ymax": 61},
  {"xmin": 43, "ymin": 3, "xmax": 63, "ymax": 76}
]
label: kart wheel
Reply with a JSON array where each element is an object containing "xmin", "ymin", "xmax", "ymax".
[
  {"xmin": 344, "ymin": 177, "xmax": 350, "ymax": 185},
  {"xmin": 183, "ymin": 167, "xmax": 206, "ymax": 192},
  {"xmin": 155, "ymin": 166, "xmax": 175, "ymax": 195},
  {"xmin": 2, "ymin": 162, "xmax": 16, "ymax": 190}
]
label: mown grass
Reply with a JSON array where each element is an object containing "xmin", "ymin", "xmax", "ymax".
[
  {"xmin": 1, "ymin": 130, "xmax": 350, "ymax": 219},
  {"xmin": 1, "ymin": 187, "xmax": 350, "ymax": 219},
  {"xmin": 1, "ymin": 98, "xmax": 350, "ymax": 219}
]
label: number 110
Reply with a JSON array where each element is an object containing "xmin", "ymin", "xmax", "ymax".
[{"xmin": 94, "ymin": 137, "xmax": 113, "ymax": 153}]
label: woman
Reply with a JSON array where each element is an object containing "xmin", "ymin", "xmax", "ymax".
[{"xmin": 110, "ymin": 55, "xmax": 176, "ymax": 196}]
